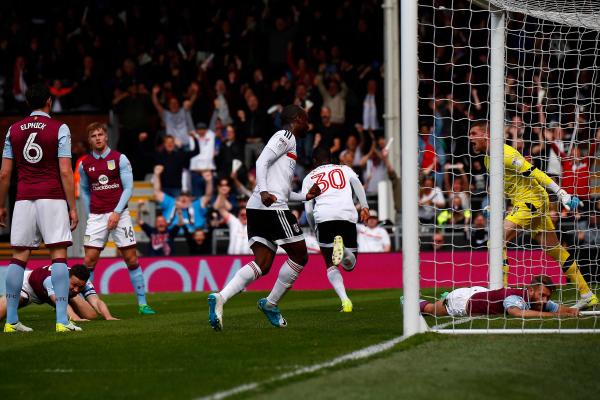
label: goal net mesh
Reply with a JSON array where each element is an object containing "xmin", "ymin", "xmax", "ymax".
[{"xmin": 416, "ymin": 0, "xmax": 600, "ymax": 331}]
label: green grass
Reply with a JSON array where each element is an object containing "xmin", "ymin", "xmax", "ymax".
[
  {"xmin": 1, "ymin": 290, "xmax": 598, "ymax": 400},
  {"xmin": 0, "ymin": 290, "xmax": 402, "ymax": 399}
]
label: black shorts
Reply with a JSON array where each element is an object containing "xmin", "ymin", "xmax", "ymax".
[
  {"xmin": 246, "ymin": 209, "xmax": 304, "ymax": 251},
  {"xmin": 316, "ymin": 220, "xmax": 357, "ymax": 251}
]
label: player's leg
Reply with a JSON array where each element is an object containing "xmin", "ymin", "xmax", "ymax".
[
  {"xmin": 504, "ymin": 204, "xmax": 528, "ymax": 287},
  {"xmin": 208, "ymin": 242, "xmax": 275, "ymax": 330},
  {"xmin": 83, "ymin": 247, "xmax": 102, "ymax": 282},
  {"xmin": 121, "ymin": 247, "xmax": 155, "ymax": 314},
  {"xmin": 320, "ymin": 246, "xmax": 352, "ymax": 311},
  {"xmin": 5, "ymin": 200, "xmax": 37, "ymax": 332},
  {"xmin": 0, "ymin": 293, "xmax": 31, "ymax": 321},
  {"xmin": 535, "ymin": 228, "xmax": 597, "ymax": 308},
  {"xmin": 264, "ymin": 239, "xmax": 308, "ymax": 308},
  {"xmin": 48, "ymin": 247, "xmax": 71, "ymax": 326},
  {"xmin": 420, "ymin": 299, "xmax": 449, "ymax": 316},
  {"xmin": 82, "ymin": 212, "xmax": 110, "ymax": 282}
]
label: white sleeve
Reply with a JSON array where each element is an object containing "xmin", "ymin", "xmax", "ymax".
[
  {"xmin": 305, "ymin": 200, "xmax": 316, "ymax": 231},
  {"xmin": 265, "ymin": 131, "xmax": 293, "ymax": 158},
  {"xmin": 255, "ymin": 147, "xmax": 279, "ymax": 193},
  {"xmin": 347, "ymin": 167, "xmax": 368, "ymax": 209}
]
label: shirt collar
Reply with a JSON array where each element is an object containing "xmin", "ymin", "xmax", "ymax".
[
  {"xmin": 30, "ymin": 110, "xmax": 50, "ymax": 118},
  {"xmin": 92, "ymin": 147, "xmax": 111, "ymax": 159}
]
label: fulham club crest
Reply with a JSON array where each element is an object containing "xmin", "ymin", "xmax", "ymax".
[{"xmin": 107, "ymin": 160, "xmax": 116, "ymax": 170}]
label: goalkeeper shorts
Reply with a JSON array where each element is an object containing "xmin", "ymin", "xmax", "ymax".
[{"xmin": 506, "ymin": 201, "xmax": 555, "ymax": 236}]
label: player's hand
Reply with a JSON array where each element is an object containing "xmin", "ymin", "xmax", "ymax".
[
  {"xmin": 360, "ymin": 207, "xmax": 370, "ymax": 223},
  {"xmin": 306, "ymin": 183, "xmax": 321, "ymax": 201},
  {"xmin": 105, "ymin": 316, "xmax": 120, "ymax": 321},
  {"xmin": 0, "ymin": 207, "xmax": 7, "ymax": 228},
  {"xmin": 564, "ymin": 307, "xmax": 581, "ymax": 317},
  {"xmin": 107, "ymin": 212, "xmax": 120, "ymax": 231},
  {"xmin": 260, "ymin": 191, "xmax": 277, "ymax": 207},
  {"xmin": 69, "ymin": 209, "xmax": 79, "ymax": 231},
  {"xmin": 154, "ymin": 165, "xmax": 164, "ymax": 176},
  {"xmin": 557, "ymin": 189, "xmax": 582, "ymax": 211}
]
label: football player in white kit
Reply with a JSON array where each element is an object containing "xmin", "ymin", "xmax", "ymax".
[
  {"xmin": 207, "ymin": 105, "xmax": 321, "ymax": 330},
  {"xmin": 302, "ymin": 146, "xmax": 370, "ymax": 312}
]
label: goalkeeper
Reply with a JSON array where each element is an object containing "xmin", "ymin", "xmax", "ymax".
[{"xmin": 469, "ymin": 122, "xmax": 597, "ymax": 309}]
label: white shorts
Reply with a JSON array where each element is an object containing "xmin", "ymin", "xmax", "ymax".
[
  {"xmin": 20, "ymin": 270, "xmax": 41, "ymax": 305},
  {"xmin": 84, "ymin": 210, "xmax": 137, "ymax": 250},
  {"xmin": 11, "ymin": 199, "xmax": 72, "ymax": 249},
  {"xmin": 445, "ymin": 286, "xmax": 489, "ymax": 317}
]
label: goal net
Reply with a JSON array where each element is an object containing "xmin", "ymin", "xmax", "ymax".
[{"xmin": 411, "ymin": 0, "xmax": 600, "ymax": 333}]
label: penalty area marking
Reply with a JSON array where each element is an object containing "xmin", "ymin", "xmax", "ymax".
[{"xmin": 195, "ymin": 335, "xmax": 408, "ymax": 400}]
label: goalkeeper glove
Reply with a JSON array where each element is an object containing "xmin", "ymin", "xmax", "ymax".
[{"xmin": 557, "ymin": 189, "xmax": 582, "ymax": 211}]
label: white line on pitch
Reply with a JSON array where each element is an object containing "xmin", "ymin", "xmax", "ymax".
[
  {"xmin": 430, "ymin": 317, "xmax": 478, "ymax": 330},
  {"xmin": 195, "ymin": 335, "xmax": 408, "ymax": 400}
]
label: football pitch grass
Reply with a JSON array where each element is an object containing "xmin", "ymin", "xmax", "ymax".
[{"xmin": 0, "ymin": 290, "xmax": 598, "ymax": 400}]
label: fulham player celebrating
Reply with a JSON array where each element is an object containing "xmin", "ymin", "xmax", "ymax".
[
  {"xmin": 79, "ymin": 123, "xmax": 155, "ymax": 315},
  {"xmin": 208, "ymin": 105, "xmax": 320, "ymax": 330},
  {"xmin": 302, "ymin": 146, "xmax": 369, "ymax": 312},
  {"xmin": 0, "ymin": 83, "xmax": 79, "ymax": 333}
]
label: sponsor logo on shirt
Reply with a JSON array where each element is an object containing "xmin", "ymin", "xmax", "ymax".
[{"xmin": 98, "ymin": 174, "xmax": 109, "ymax": 185}]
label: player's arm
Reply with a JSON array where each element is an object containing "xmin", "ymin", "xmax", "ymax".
[
  {"xmin": 506, "ymin": 146, "xmax": 580, "ymax": 210},
  {"xmin": 65, "ymin": 303, "xmax": 89, "ymax": 322},
  {"xmin": 78, "ymin": 162, "xmax": 91, "ymax": 215},
  {"xmin": 506, "ymin": 307, "xmax": 559, "ymax": 318},
  {"xmin": 58, "ymin": 124, "xmax": 78, "ymax": 230},
  {"xmin": 304, "ymin": 200, "xmax": 316, "ymax": 231},
  {"xmin": 348, "ymin": 170, "xmax": 370, "ymax": 223},
  {"xmin": 381, "ymin": 228, "xmax": 391, "ymax": 252},
  {"xmin": 256, "ymin": 147, "xmax": 279, "ymax": 206},
  {"xmin": 0, "ymin": 131, "xmax": 14, "ymax": 227},
  {"xmin": 86, "ymin": 295, "xmax": 119, "ymax": 320},
  {"xmin": 107, "ymin": 155, "xmax": 134, "ymax": 230}
]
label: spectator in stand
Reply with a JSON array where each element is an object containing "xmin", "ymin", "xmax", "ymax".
[
  {"xmin": 209, "ymin": 79, "xmax": 233, "ymax": 130},
  {"xmin": 419, "ymin": 175, "xmax": 446, "ymax": 224},
  {"xmin": 113, "ymin": 83, "xmax": 155, "ymax": 178},
  {"xmin": 361, "ymin": 79, "xmax": 382, "ymax": 131},
  {"xmin": 212, "ymin": 177, "xmax": 238, "ymax": 212},
  {"xmin": 549, "ymin": 140, "xmax": 597, "ymax": 201},
  {"xmin": 315, "ymin": 69, "xmax": 348, "ymax": 125},
  {"xmin": 432, "ymin": 232, "xmax": 446, "ymax": 251},
  {"xmin": 445, "ymin": 165, "xmax": 470, "ymax": 209},
  {"xmin": 214, "ymin": 199, "xmax": 251, "ymax": 255},
  {"xmin": 152, "ymin": 165, "xmax": 211, "ymax": 234},
  {"xmin": 154, "ymin": 134, "xmax": 200, "ymax": 198},
  {"xmin": 182, "ymin": 227, "xmax": 212, "ymax": 255},
  {"xmin": 314, "ymin": 106, "xmax": 343, "ymax": 162},
  {"xmin": 189, "ymin": 122, "xmax": 217, "ymax": 197},
  {"xmin": 465, "ymin": 213, "xmax": 489, "ymax": 249},
  {"xmin": 239, "ymin": 94, "xmax": 269, "ymax": 169},
  {"xmin": 360, "ymin": 134, "xmax": 388, "ymax": 195},
  {"xmin": 418, "ymin": 121, "xmax": 438, "ymax": 179},
  {"xmin": 357, "ymin": 211, "xmax": 391, "ymax": 253},
  {"xmin": 152, "ymin": 83, "xmax": 197, "ymax": 148},
  {"xmin": 339, "ymin": 134, "xmax": 363, "ymax": 170},
  {"xmin": 437, "ymin": 195, "xmax": 471, "ymax": 227},
  {"xmin": 136, "ymin": 201, "xmax": 178, "ymax": 257},
  {"xmin": 216, "ymin": 124, "xmax": 245, "ymax": 178}
]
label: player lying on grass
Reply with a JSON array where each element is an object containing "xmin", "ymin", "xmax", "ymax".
[
  {"xmin": 469, "ymin": 122, "xmax": 597, "ymax": 309},
  {"xmin": 302, "ymin": 146, "xmax": 370, "ymax": 312},
  {"xmin": 419, "ymin": 275, "xmax": 579, "ymax": 318},
  {"xmin": 0, "ymin": 264, "xmax": 117, "ymax": 327}
]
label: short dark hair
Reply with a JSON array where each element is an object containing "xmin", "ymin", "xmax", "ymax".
[
  {"xmin": 529, "ymin": 274, "xmax": 555, "ymax": 292},
  {"xmin": 312, "ymin": 146, "xmax": 331, "ymax": 165},
  {"xmin": 25, "ymin": 83, "xmax": 51, "ymax": 110},
  {"xmin": 281, "ymin": 104, "xmax": 306, "ymax": 125},
  {"xmin": 70, "ymin": 264, "xmax": 91, "ymax": 282}
]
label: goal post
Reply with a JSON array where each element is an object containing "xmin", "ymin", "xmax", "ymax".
[{"xmin": 401, "ymin": 0, "xmax": 600, "ymax": 336}]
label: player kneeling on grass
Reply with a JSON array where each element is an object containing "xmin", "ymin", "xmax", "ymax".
[
  {"xmin": 0, "ymin": 265, "xmax": 116, "ymax": 327},
  {"xmin": 419, "ymin": 275, "xmax": 579, "ymax": 318},
  {"xmin": 302, "ymin": 146, "xmax": 370, "ymax": 312}
]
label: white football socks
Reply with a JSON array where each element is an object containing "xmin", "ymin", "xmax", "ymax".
[
  {"xmin": 220, "ymin": 261, "xmax": 262, "ymax": 303},
  {"xmin": 341, "ymin": 249, "xmax": 356, "ymax": 271},
  {"xmin": 266, "ymin": 259, "xmax": 304, "ymax": 306},
  {"xmin": 327, "ymin": 266, "xmax": 349, "ymax": 302}
]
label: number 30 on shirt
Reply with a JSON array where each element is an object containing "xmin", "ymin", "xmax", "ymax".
[{"xmin": 312, "ymin": 168, "xmax": 346, "ymax": 193}]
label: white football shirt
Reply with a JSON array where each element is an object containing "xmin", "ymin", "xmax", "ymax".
[
  {"xmin": 357, "ymin": 224, "xmax": 391, "ymax": 253},
  {"xmin": 190, "ymin": 130, "xmax": 216, "ymax": 170},
  {"xmin": 302, "ymin": 164, "xmax": 359, "ymax": 224},
  {"xmin": 226, "ymin": 214, "xmax": 251, "ymax": 255},
  {"xmin": 247, "ymin": 130, "xmax": 297, "ymax": 210}
]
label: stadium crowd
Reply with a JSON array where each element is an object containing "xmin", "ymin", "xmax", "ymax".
[{"xmin": 1, "ymin": 0, "xmax": 599, "ymax": 256}]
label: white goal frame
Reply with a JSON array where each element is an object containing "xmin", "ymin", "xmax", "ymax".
[{"xmin": 400, "ymin": 0, "xmax": 600, "ymax": 336}]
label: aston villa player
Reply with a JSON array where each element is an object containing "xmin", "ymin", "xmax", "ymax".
[{"xmin": 79, "ymin": 122, "xmax": 155, "ymax": 315}]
